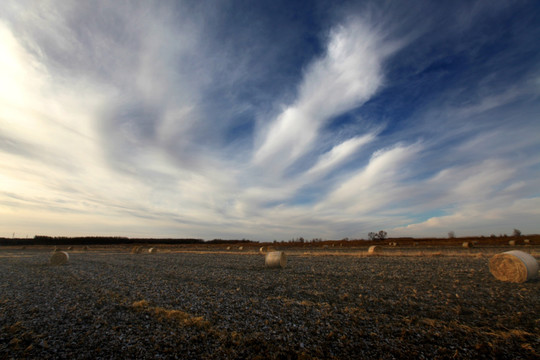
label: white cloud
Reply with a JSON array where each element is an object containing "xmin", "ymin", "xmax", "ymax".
[
  {"xmin": 1, "ymin": 2, "xmax": 539, "ymax": 241},
  {"xmin": 316, "ymin": 143, "xmax": 422, "ymax": 214},
  {"xmin": 394, "ymin": 197, "xmax": 540, "ymax": 237},
  {"xmin": 306, "ymin": 134, "xmax": 375, "ymax": 178},
  {"xmin": 253, "ymin": 17, "xmax": 400, "ymax": 174}
]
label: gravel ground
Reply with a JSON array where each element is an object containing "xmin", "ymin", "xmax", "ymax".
[{"xmin": 0, "ymin": 249, "xmax": 539, "ymax": 359}]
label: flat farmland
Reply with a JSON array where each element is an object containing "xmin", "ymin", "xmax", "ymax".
[{"xmin": 1, "ymin": 247, "xmax": 539, "ymax": 359}]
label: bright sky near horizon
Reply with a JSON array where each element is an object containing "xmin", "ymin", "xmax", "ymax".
[{"xmin": 1, "ymin": 0, "xmax": 540, "ymax": 241}]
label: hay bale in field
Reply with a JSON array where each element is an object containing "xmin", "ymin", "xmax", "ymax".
[
  {"xmin": 462, "ymin": 242, "xmax": 472, "ymax": 248},
  {"xmin": 67, "ymin": 246, "xmax": 73, "ymax": 251},
  {"xmin": 50, "ymin": 251, "xmax": 69, "ymax": 266},
  {"xmin": 508, "ymin": 240, "xmax": 516, "ymax": 246},
  {"xmin": 368, "ymin": 245, "xmax": 380, "ymax": 254},
  {"xmin": 226, "ymin": 246, "xmax": 231, "ymax": 251},
  {"xmin": 489, "ymin": 250, "xmax": 539, "ymax": 283},
  {"xmin": 238, "ymin": 246, "xmax": 243, "ymax": 251},
  {"xmin": 388, "ymin": 242, "xmax": 397, "ymax": 247},
  {"xmin": 148, "ymin": 247, "xmax": 157, "ymax": 253},
  {"xmin": 131, "ymin": 246, "xmax": 143, "ymax": 254},
  {"xmin": 265, "ymin": 251, "xmax": 287, "ymax": 269},
  {"xmin": 259, "ymin": 246, "xmax": 266, "ymax": 253},
  {"xmin": 523, "ymin": 239, "xmax": 530, "ymax": 244}
]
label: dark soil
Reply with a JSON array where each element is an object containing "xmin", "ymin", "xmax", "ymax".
[{"xmin": 0, "ymin": 249, "xmax": 538, "ymax": 359}]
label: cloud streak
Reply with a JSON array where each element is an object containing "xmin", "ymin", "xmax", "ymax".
[
  {"xmin": 254, "ymin": 16, "xmax": 398, "ymax": 175},
  {"xmin": 1, "ymin": 0, "xmax": 539, "ymax": 240}
]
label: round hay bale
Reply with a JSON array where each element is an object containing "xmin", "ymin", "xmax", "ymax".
[
  {"xmin": 50, "ymin": 251, "xmax": 69, "ymax": 266},
  {"xmin": 259, "ymin": 246, "xmax": 266, "ymax": 253},
  {"xmin": 523, "ymin": 239, "xmax": 530, "ymax": 244},
  {"xmin": 226, "ymin": 246, "xmax": 231, "ymax": 250},
  {"xmin": 238, "ymin": 246, "xmax": 243, "ymax": 251},
  {"xmin": 462, "ymin": 242, "xmax": 472, "ymax": 248},
  {"xmin": 67, "ymin": 246, "xmax": 73, "ymax": 251},
  {"xmin": 148, "ymin": 247, "xmax": 157, "ymax": 253},
  {"xmin": 131, "ymin": 246, "xmax": 143, "ymax": 254},
  {"xmin": 489, "ymin": 250, "xmax": 539, "ymax": 283},
  {"xmin": 368, "ymin": 245, "xmax": 380, "ymax": 254},
  {"xmin": 265, "ymin": 251, "xmax": 287, "ymax": 269},
  {"xmin": 508, "ymin": 240, "xmax": 516, "ymax": 246}
]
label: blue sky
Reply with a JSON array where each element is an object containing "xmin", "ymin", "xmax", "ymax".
[{"xmin": 1, "ymin": 0, "xmax": 540, "ymax": 241}]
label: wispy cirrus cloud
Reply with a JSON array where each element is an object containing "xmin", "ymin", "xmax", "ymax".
[
  {"xmin": 1, "ymin": 0, "xmax": 539, "ymax": 240},
  {"xmin": 253, "ymin": 16, "xmax": 400, "ymax": 175}
]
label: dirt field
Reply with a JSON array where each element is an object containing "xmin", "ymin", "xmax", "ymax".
[{"xmin": 1, "ymin": 247, "xmax": 538, "ymax": 359}]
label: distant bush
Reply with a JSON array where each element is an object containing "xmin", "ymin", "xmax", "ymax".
[{"xmin": 368, "ymin": 231, "xmax": 388, "ymax": 240}]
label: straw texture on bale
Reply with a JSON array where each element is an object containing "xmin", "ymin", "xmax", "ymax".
[
  {"xmin": 489, "ymin": 250, "xmax": 539, "ymax": 283},
  {"xmin": 50, "ymin": 251, "xmax": 69, "ymax": 266},
  {"xmin": 265, "ymin": 251, "xmax": 287, "ymax": 269},
  {"xmin": 131, "ymin": 246, "xmax": 143, "ymax": 254},
  {"xmin": 368, "ymin": 245, "xmax": 380, "ymax": 254},
  {"xmin": 259, "ymin": 247, "xmax": 265, "ymax": 253}
]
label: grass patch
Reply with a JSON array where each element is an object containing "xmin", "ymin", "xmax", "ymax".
[{"xmin": 131, "ymin": 300, "xmax": 210, "ymax": 329}]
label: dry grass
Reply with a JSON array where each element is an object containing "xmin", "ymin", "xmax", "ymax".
[{"xmin": 131, "ymin": 300, "xmax": 210, "ymax": 329}]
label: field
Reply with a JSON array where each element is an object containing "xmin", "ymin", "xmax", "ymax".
[{"xmin": 1, "ymin": 245, "xmax": 539, "ymax": 359}]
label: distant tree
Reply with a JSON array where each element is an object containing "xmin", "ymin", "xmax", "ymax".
[
  {"xmin": 368, "ymin": 232, "xmax": 377, "ymax": 240},
  {"xmin": 512, "ymin": 228, "xmax": 522, "ymax": 237},
  {"xmin": 448, "ymin": 231, "xmax": 455, "ymax": 239},
  {"xmin": 378, "ymin": 230, "xmax": 388, "ymax": 240}
]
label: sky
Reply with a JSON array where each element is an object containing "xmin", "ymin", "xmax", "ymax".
[{"xmin": 1, "ymin": 0, "xmax": 540, "ymax": 241}]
